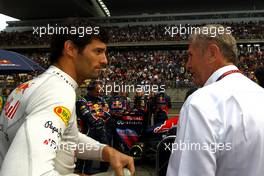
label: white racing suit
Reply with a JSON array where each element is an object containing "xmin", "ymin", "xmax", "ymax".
[{"xmin": 0, "ymin": 66, "xmax": 106, "ymax": 176}]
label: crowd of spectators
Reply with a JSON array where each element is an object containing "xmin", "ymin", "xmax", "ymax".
[
  {"xmin": 23, "ymin": 52, "xmax": 50, "ymax": 69},
  {"xmin": 0, "ymin": 21, "xmax": 263, "ymax": 46},
  {"xmin": 238, "ymin": 50, "xmax": 264, "ymax": 80},
  {"xmin": 101, "ymin": 50, "xmax": 192, "ymax": 88},
  {"xmin": 108, "ymin": 21, "xmax": 264, "ymax": 42},
  {"xmin": 0, "ymin": 20, "xmax": 263, "ymax": 92},
  {"xmin": 1, "ymin": 47, "xmax": 263, "ymax": 92},
  {"xmin": 0, "ymin": 71, "xmax": 39, "ymax": 88},
  {"xmin": 0, "ymin": 31, "xmax": 51, "ymax": 46},
  {"xmin": 102, "ymin": 48, "xmax": 264, "ymax": 88}
]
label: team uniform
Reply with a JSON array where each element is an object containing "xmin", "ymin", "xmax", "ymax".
[
  {"xmin": 75, "ymin": 95, "xmax": 111, "ymax": 174},
  {"xmin": 109, "ymin": 95, "xmax": 129, "ymax": 115},
  {"xmin": 0, "ymin": 66, "xmax": 106, "ymax": 176},
  {"xmin": 152, "ymin": 92, "xmax": 171, "ymax": 125},
  {"xmin": 76, "ymin": 95, "xmax": 110, "ymax": 136},
  {"xmin": 167, "ymin": 65, "xmax": 264, "ymax": 176},
  {"xmin": 133, "ymin": 94, "xmax": 148, "ymax": 113}
]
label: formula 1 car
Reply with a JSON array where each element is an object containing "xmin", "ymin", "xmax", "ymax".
[{"xmin": 110, "ymin": 110, "xmax": 178, "ymax": 160}]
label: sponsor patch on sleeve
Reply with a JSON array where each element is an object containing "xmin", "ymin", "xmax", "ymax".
[{"xmin": 54, "ymin": 106, "xmax": 71, "ymax": 126}]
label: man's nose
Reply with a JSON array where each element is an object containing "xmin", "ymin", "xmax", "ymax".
[{"xmin": 100, "ymin": 53, "xmax": 108, "ymax": 65}]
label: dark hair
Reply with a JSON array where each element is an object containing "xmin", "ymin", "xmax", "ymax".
[
  {"xmin": 255, "ymin": 66, "xmax": 264, "ymax": 88},
  {"xmin": 87, "ymin": 80, "xmax": 102, "ymax": 92},
  {"xmin": 49, "ymin": 18, "xmax": 108, "ymax": 64}
]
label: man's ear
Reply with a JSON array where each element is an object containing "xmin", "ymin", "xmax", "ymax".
[
  {"xmin": 63, "ymin": 40, "xmax": 77, "ymax": 58},
  {"xmin": 207, "ymin": 44, "xmax": 220, "ymax": 63}
]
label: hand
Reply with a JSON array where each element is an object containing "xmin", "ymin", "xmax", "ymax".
[{"xmin": 102, "ymin": 146, "xmax": 135, "ymax": 176}]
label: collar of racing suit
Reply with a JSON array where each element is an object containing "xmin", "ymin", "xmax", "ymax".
[{"xmin": 47, "ymin": 66, "xmax": 78, "ymax": 90}]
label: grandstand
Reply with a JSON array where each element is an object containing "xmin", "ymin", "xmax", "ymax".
[
  {"xmin": 0, "ymin": 11, "xmax": 263, "ymax": 107},
  {"xmin": 1, "ymin": 12, "xmax": 264, "ymax": 48},
  {"xmin": 1, "ymin": 1, "xmax": 264, "ymax": 175}
]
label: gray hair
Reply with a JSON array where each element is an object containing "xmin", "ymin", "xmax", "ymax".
[{"xmin": 189, "ymin": 24, "xmax": 238, "ymax": 64}]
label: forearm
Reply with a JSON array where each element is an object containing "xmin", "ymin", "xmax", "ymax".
[
  {"xmin": 76, "ymin": 132, "xmax": 106, "ymax": 161},
  {"xmin": 101, "ymin": 145, "xmax": 115, "ymax": 162}
]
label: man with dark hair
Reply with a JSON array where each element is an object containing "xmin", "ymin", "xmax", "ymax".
[
  {"xmin": 254, "ymin": 66, "xmax": 264, "ymax": 88},
  {"xmin": 152, "ymin": 90, "xmax": 171, "ymax": 125},
  {"xmin": 133, "ymin": 90, "xmax": 149, "ymax": 128},
  {"xmin": 109, "ymin": 92, "xmax": 129, "ymax": 115},
  {"xmin": 76, "ymin": 80, "xmax": 111, "ymax": 174},
  {"xmin": 0, "ymin": 19, "xmax": 134, "ymax": 176},
  {"xmin": 49, "ymin": 18, "xmax": 108, "ymax": 66},
  {"xmin": 167, "ymin": 24, "xmax": 264, "ymax": 176},
  {"xmin": 133, "ymin": 91, "xmax": 147, "ymax": 113}
]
